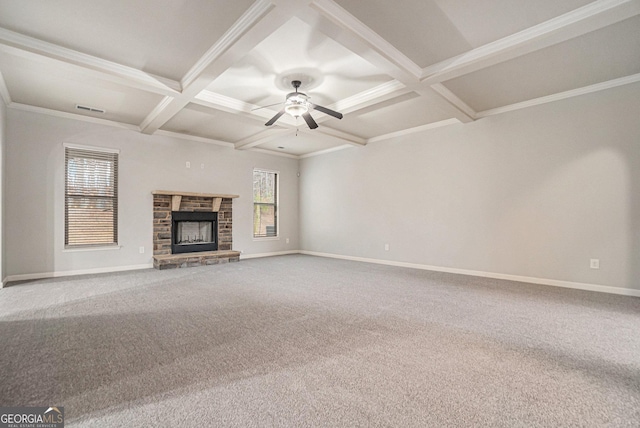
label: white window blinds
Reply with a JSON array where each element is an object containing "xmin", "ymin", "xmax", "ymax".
[
  {"xmin": 253, "ymin": 169, "xmax": 278, "ymax": 238},
  {"xmin": 65, "ymin": 146, "xmax": 118, "ymax": 247}
]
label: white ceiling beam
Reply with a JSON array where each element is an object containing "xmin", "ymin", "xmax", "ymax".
[
  {"xmin": 421, "ymin": 0, "xmax": 640, "ymax": 85},
  {"xmin": 180, "ymin": 0, "xmax": 276, "ymax": 89},
  {"xmin": 293, "ymin": 1, "xmax": 478, "ymax": 124},
  {"xmin": 476, "ymin": 72, "xmax": 640, "ymax": 118},
  {"xmin": 429, "ymin": 83, "xmax": 477, "ymax": 123},
  {"xmin": 139, "ymin": 0, "xmax": 286, "ymax": 134},
  {"xmin": 332, "ymin": 80, "xmax": 409, "ymax": 114},
  {"xmin": 195, "ymin": 91, "xmax": 257, "ymax": 115},
  {"xmin": 0, "ymin": 28, "xmax": 181, "ymax": 96}
]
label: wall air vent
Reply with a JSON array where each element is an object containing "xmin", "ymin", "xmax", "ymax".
[{"xmin": 75, "ymin": 104, "xmax": 106, "ymax": 114}]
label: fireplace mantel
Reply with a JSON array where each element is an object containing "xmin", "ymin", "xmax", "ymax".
[
  {"xmin": 152, "ymin": 190, "xmax": 239, "ymax": 199},
  {"xmin": 152, "ymin": 190, "xmax": 239, "ymax": 213}
]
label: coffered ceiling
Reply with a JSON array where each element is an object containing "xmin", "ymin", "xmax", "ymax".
[{"xmin": 0, "ymin": 0, "xmax": 638, "ymax": 158}]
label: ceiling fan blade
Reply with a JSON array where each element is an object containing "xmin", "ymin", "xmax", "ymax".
[
  {"xmin": 252, "ymin": 102, "xmax": 282, "ymax": 112},
  {"xmin": 302, "ymin": 112, "xmax": 318, "ymax": 129},
  {"xmin": 310, "ymin": 104, "xmax": 343, "ymax": 120},
  {"xmin": 265, "ymin": 110, "xmax": 285, "ymax": 126}
]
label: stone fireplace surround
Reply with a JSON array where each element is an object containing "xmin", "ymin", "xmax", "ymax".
[{"xmin": 152, "ymin": 190, "xmax": 240, "ymax": 269}]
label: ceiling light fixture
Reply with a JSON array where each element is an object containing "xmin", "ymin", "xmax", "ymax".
[{"xmin": 284, "ymin": 93, "xmax": 309, "ymax": 117}]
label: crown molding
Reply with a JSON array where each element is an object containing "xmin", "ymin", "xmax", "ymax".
[
  {"xmin": 154, "ymin": 129, "xmax": 235, "ymax": 148},
  {"xmin": 248, "ymin": 147, "xmax": 300, "ymax": 159},
  {"xmin": 367, "ymin": 118, "xmax": 460, "ymax": 144},
  {"xmin": 9, "ymin": 102, "xmax": 140, "ymax": 130},
  {"xmin": 299, "ymin": 144, "xmax": 353, "ymax": 159}
]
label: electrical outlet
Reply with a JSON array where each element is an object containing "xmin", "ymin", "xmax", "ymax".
[
  {"xmin": 200, "ymin": 163, "xmax": 204, "ymax": 169},
  {"xmin": 139, "ymin": 246, "xmax": 145, "ymax": 254},
  {"xmin": 590, "ymin": 259, "xmax": 599, "ymax": 269},
  {"xmin": 384, "ymin": 243, "xmax": 390, "ymax": 251},
  {"xmin": 186, "ymin": 161, "xmax": 191, "ymax": 168},
  {"xmin": 286, "ymin": 238, "xmax": 290, "ymax": 244}
]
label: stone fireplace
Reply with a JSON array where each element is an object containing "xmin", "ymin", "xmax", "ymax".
[{"xmin": 152, "ymin": 190, "xmax": 240, "ymax": 269}]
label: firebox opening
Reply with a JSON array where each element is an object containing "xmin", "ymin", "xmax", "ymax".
[
  {"xmin": 171, "ymin": 211, "xmax": 218, "ymax": 254},
  {"xmin": 176, "ymin": 221, "xmax": 212, "ymax": 245}
]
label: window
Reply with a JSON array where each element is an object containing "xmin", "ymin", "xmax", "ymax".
[
  {"xmin": 253, "ymin": 169, "xmax": 278, "ymax": 238},
  {"xmin": 65, "ymin": 145, "xmax": 119, "ymax": 247}
]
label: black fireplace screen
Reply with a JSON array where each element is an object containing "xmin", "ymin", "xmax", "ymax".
[
  {"xmin": 176, "ymin": 221, "xmax": 212, "ymax": 245},
  {"xmin": 171, "ymin": 211, "xmax": 218, "ymax": 254}
]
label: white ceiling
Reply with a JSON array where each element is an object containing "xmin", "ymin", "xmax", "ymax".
[{"xmin": 0, "ymin": 0, "xmax": 638, "ymax": 158}]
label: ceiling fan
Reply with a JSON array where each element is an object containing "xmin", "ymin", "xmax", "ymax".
[{"xmin": 262, "ymin": 80, "xmax": 343, "ymax": 129}]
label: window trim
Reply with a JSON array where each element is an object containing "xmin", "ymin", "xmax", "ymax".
[
  {"xmin": 252, "ymin": 168, "xmax": 279, "ymax": 240},
  {"xmin": 64, "ymin": 143, "xmax": 120, "ymax": 249}
]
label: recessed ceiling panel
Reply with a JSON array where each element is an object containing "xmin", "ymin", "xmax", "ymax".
[
  {"xmin": 161, "ymin": 103, "xmax": 266, "ymax": 143},
  {"xmin": 432, "ymin": 0, "xmax": 594, "ymax": 49},
  {"xmin": 0, "ymin": 0, "xmax": 255, "ymax": 81},
  {"xmin": 327, "ymin": 92, "xmax": 453, "ymax": 139},
  {"xmin": 334, "ymin": 0, "xmax": 472, "ymax": 67},
  {"xmin": 1, "ymin": 53, "xmax": 162, "ymax": 125},
  {"xmin": 206, "ymin": 17, "xmax": 391, "ymax": 107},
  {"xmin": 255, "ymin": 132, "xmax": 347, "ymax": 157},
  {"xmin": 442, "ymin": 15, "xmax": 640, "ymax": 112}
]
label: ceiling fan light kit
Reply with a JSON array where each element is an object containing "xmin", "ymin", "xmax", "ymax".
[
  {"xmin": 263, "ymin": 80, "xmax": 343, "ymax": 130},
  {"xmin": 284, "ymin": 93, "xmax": 309, "ymax": 117}
]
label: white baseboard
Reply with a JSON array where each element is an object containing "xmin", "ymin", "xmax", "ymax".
[
  {"xmin": 299, "ymin": 251, "xmax": 640, "ymax": 298},
  {"xmin": 3, "ymin": 263, "xmax": 154, "ymax": 285},
  {"xmin": 240, "ymin": 250, "xmax": 300, "ymax": 260}
]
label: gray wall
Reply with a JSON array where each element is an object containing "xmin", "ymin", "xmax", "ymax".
[
  {"xmin": 5, "ymin": 109, "xmax": 299, "ymax": 278},
  {"xmin": 300, "ymin": 83, "xmax": 640, "ymax": 291},
  {"xmin": 5, "ymin": 82, "xmax": 640, "ymax": 292},
  {"xmin": 0, "ymin": 100, "xmax": 5, "ymax": 283}
]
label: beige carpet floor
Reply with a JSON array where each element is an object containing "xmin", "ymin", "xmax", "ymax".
[{"xmin": 1, "ymin": 255, "xmax": 639, "ymax": 427}]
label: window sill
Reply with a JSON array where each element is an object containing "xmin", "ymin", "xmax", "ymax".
[
  {"xmin": 253, "ymin": 236, "xmax": 280, "ymax": 242},
  {"xmin": 63, "ymin": 245, "xmax": 121, "ymax": 252}
]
